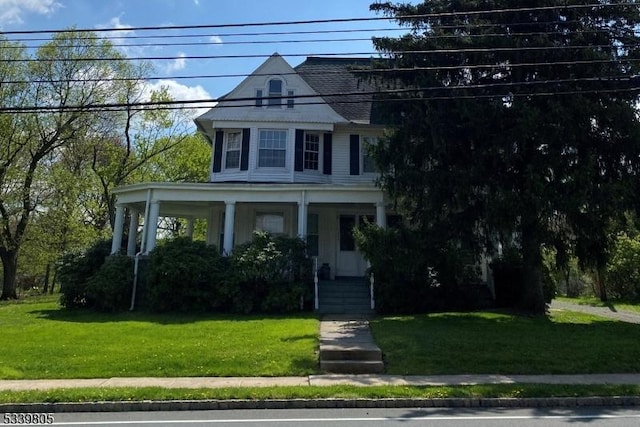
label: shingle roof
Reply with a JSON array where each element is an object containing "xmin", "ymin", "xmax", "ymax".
[{"xmin": 295, "ymin": 57, "xmax": 380, "ymax": 125}]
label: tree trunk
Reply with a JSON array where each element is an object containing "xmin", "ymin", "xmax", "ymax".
[
  {"xmin": 0, "ymin": 249, "xmax": 19, "ymax": 300},
  {"xmin": 595, "ymin": 267, "xmax": 608, "ymax": 302},
  {"xmin": 42, "ymin": 263, "xmax": 51, "ymax": 294},
  {"xmin": 519, "ymin": 220, "xmax": 546, "ymax": 314}
]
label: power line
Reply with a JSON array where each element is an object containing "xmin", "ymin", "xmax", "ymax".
[
  {"xmin": 0, "ymin": 3, "xmax": 632, "ymax": 36},
  {"xmin": 2, "ymin": 44, "xmax": 634, "ymax": 63},
  {"xmin": 1, "ymin": 29, "xmax": 625, "ymax": 51},
  {"xmin": 1, "ymin": 58, "xmax": 638, "ymax": 86},
  {"xmin": 1, "ymin": 75, "xmax": 636, "ymax": 113}
]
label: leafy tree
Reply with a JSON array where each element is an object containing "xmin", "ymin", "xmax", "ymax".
[
  {"xmin": 369, "ymin": 1, "xmax": 640, "ymax": 313},
  {"xmin": 0, "ymin": 32, "xmax": 136, "ymax": 299}
]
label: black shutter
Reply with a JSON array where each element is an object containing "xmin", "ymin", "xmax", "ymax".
[
  {"xmin": 240, "ymin": 128, "xmax": 250, "ymax": 171},
  {"xmin": 349, "ymin": 134, "xmax": 360, "ymax": 175},
  {"xmin": 294, "ymin": 129, "xmax": 304, "ymax": 172},
  {"xmin": 213, "ymin": 130, "xmax": 224, "ymax": 173},
  {"xmin": 323, "ymin": 133, "xmax": 332, "ymax": 175}
]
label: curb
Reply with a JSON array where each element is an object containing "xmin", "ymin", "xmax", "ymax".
[{"xmin": 2, "ymin": 396, "xmax": 640, "ymax": 412}]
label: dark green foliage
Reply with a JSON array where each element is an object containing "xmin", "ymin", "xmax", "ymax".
[
  {"xmin": 58, "ymin": 239, "xmax": 112, "ymax": 309},
  {"xmin": 369, "ymin": 1, "xmax": 640, "ymax": 314},
  {"xmin": 354, "ymin": 222, "xmax": 488, "ymax": 314},
  {"xmin": 86, "ymin": 255, "xmax": 133, "ymax": 312},
  {"xmin": 146, "ymin": 238, "xmax": 224, "ymax": 312},
  {"xmin": 491, "ymin": 250, "xmax": 556, "ymax": 307},
  {"xmin": 225, "ymin": 232, "xmax": 312, "ymax": 313},
  {"xmin": 605, "ymin": 233, "xmax": 640, "ymax": 301}
]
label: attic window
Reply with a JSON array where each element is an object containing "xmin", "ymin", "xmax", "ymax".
[
  {"xmin": 267, "ymin": 79, "xmax": 282, "ymax": 107},
  {"xmin": 255, "ymin": 89, "xmax": 263, "ymax": 107}
]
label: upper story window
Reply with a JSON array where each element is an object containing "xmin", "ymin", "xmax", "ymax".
[
  {"xmin": 258, "ymin": 129, "xmax": 287, "ymax": 168},
  {"xmin": 267, "ymin": 79, "xmax": 282, "ymax": 107},
  {"xmin": 224, "ymin": 131, "xmax": 242, "ymax": 169},
  {"xmin": 362, "ymin": 136, "xmax": 378, "ymax": 173},
  {"xmin": 304, "ymin": 132, "xmax": 320, "ymax": 171}
]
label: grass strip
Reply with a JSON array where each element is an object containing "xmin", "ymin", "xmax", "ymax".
[
  {"xmin": 2, "ymin": 385, "xmax": 640, "ymax": 404},
  {"xmin": 556, "ymin": 296, "xmax": 640, "ymax": 314}
]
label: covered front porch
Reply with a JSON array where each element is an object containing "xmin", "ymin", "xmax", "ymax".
[{"xmin": 111, "ymin": 182, "xmax": 389, "ymax": 279}]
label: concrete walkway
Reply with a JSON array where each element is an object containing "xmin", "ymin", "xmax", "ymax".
[
  {"xmin": 549, "ymin": 300, "xmax": 640, "ymax": 324},
  {"xmin": 3, "ymin": 374, "xmax": 640, "ymax": 391},
  {"xmin": 319, "ymin": 317, "xmax": 384, "ymax": 373}
]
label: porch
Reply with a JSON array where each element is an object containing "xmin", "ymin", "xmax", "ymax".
[{"xmin": 111, "ymin": 182, "xmax": 389, "ymax": 278}]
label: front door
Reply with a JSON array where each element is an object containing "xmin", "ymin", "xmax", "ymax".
[{"xmin": 335, "ymin": 214, "xmax": 372, "ymax": 277}]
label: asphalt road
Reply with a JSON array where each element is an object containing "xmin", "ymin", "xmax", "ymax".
[{"xmin": 36, "ymin": 407, "xmax": 640, "ymax": 426}]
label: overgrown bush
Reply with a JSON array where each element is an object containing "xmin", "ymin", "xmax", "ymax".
[
  {"xmin": 86, "ymin": 255, "xmax": 133, "ymax": 312},
  {"xmin": 58, "ymin": 239, "xmax": 112, "ymax": 309},
  {"xmin": 225, "ymin": 231, "xmax": 312, "ymax": 313},
  {"xmin": 354, "ymin": 223, "xmax": 487, "ymax": 314},
  {"xmin": 146, "ymin": 237, "xmax": 225, "ymax": 312},
  {"xmin": 606, "ymin": 233, "xmax": 640, "ymax": 301}
]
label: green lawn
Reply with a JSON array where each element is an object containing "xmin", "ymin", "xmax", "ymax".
[
  {"xmin": 370, "ymin": 310, "xmax": 640, "ymax": 375},
  {"xmin": 556, "ymin": 296, "xmax": 640, "ymax": 314},
  {"xmin": 0, "ymin": 295, "xmax": 318, "ymax": 379}
]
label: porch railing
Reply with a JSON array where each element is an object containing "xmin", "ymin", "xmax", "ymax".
[{"xmin": 314, "ymin": 257, "xmax": 319, "ymax": 310}]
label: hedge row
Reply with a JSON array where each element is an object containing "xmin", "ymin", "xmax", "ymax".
[{"xmin": 58, "ymin": 232, "xmax": 312, "ymax": 313}]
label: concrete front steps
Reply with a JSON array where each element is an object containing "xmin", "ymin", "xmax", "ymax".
[
  {"xmin": 319, "ymin": 318, "xmax": 384, "ymax": 374},
  {"xmin": 317, "ymin": 278, "xmax": 373, "ymax": 315}
]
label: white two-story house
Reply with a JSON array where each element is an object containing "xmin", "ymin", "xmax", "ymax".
[{"xmin": 111, "ymin": 54, "xmax": 394, "ymax": 278}]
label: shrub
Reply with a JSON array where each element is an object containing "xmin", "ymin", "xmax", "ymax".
[
  {"xmin": 606, "ymin": 233, "xmax": 640, "ymax": 301},
  {"xmin": 146, "ymin": 238, "xmax": 225, "ymax": 312},
  {"xmin": 86, "ymin": 255, "xmax": 133, "ymax": 312},
  {"xmin": 58, "ymin": 239, "xmax": 112, "ymax": 309},
  {"xmin": 225, "ymin": 231, "xmax": 312, "ymax": 313}
]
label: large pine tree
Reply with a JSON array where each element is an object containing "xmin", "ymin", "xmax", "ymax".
[{"xmin": 369, "ymin": 1, "xmax": 640, "ymax": 313}]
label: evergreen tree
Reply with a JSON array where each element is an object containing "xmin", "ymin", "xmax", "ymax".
[{"xmin": 369, "ymin": 1, "xmax": 640, "ymax": 313}]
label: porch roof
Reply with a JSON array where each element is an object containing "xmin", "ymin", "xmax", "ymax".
[{"xmin": 113, "ymin": 182, "xmax": 386, "ymax": 217}]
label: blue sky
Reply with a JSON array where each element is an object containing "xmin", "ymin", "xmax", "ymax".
[{"xmin": 0, "ymin": 0, "xmax": 407, "ymax": 109}]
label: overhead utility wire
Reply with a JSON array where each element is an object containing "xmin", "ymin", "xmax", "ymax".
[
  {"xmin": 2, "ymin": 44, "xmax": 632, "ymax": 63},
  {"xmin": 2, "ymin": 18, "xmax": 615, "ymax": 44},
  {"xmin": 4, "ymin": 28, "xmax": 407, "ymax": 43},
  {"xmin": 0, "ymin": 3, "xmax": 630, "ymax": 35},
  {"xmin": 2, "ymin": 75, "xmax": 636, "ymax": 113},
  {"xmin": 1, "ymin": 29, "xmax": 624, "ymax": 51},
  {"xmin": 2, "ymin": 57, "xmax": 638, "ymax": 85}
]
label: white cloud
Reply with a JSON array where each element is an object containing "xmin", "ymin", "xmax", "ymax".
[
  {"xmin": 209, "ymin": 35, "xmax": 223, "ymax": 45},
  {"xmin": 193, "ymin": 0, "xmax": 199, "ymax": 4},
  {"xmin": 165, "ymin": 53, "xmax": 187, "ymax": 73},
  {"xmin": 0, "ymin": 0, "xmax": 61, "ymax": 25},
  {"xmin": 144, "ymin": 79, "xmax": 214, "ymax": 118}
]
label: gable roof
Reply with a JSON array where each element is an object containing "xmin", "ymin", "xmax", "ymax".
[{"xmin": 295, "ymin": 57, "xmax": 380, "ymax": 125}]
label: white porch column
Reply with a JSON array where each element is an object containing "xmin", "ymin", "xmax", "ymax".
[
  {"xmin": 185, "ymin": 217, "xmax": 194, "ymax": 239},
  {"xmin": 297, "ymin": 191, "xmax": 308, "ymax": 238},
  {"xmin": 375, "ymin": 201, "xmax": 387, "ymax": 228},
  {"xmin": 145, "ymin": 200, "xmax": 160, "ymax": 254},
  {"xmin": 223, "ymin": 201, "xmax": 236, "ymax": 255},
  {"xmin": 126, "ymin": 208, "xmax": 139, "ymax": 256},
  {"xmin": 111, "ymin": 204, "xmax": 125, "ymax": 255}
]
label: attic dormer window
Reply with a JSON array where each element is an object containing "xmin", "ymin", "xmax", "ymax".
[{"xmin": 267, "ymin": 79, "xmax": 282, "ymax": 107}]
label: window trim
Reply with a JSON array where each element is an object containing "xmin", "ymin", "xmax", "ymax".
[{"xmin": 257, "ymin": 128, "xmax": 288, "ymax": 169}]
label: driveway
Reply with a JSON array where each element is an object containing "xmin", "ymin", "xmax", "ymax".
[{"xmin": 549, "ymin": 300, "xmax": 640, "ymax": 324}]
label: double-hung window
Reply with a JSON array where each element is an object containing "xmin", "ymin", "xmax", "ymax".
[
  {"xmin": 362, "ymin": 136, "xmax": 378, "ymax": 173},
  {"xmin": 258, "ymin": 129, "xmax": 287, "ymax": 168},
  {"xmin": 267, "ymin": 79, "xmax": 282, "ymax": 107},
  {"xmin": 224, "ymin": 131, "xmax": 241, "ymax": 169},
  {"xmin": 304, "ymin": 133, "xmax": 320, "ymax": 171}
]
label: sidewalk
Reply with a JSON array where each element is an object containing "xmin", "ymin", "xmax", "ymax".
[{"xmin": 2, "ymin": 373, "xmax": 640, "ymax": 391}]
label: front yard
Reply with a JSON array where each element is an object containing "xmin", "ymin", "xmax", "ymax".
[
  {"xmin": 0, "ymin": 295, "xmax": 318, "ymax": 379},
  {"xmin": 371, "ymin": 310, "xmax": 640, "ymax": 375},
  {"xmin": 3, "ymin": 295, "xmax": 640, "ymax": 381}
]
